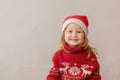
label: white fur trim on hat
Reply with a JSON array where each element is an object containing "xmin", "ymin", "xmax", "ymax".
[{"xmin": 62, "ymin": 18, "xmax": 88, "ymax": 35}]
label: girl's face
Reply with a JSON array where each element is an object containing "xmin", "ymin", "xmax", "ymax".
[{"xmin": 64, "ymin": 23, "xmax": 85, "ymax": 47}]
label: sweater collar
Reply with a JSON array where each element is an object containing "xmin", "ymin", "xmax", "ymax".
[{"xmin": 64, "ymin": 42, "xmax": 84, "ymax": 53}]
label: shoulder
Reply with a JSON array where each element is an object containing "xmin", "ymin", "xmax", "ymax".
[
  {"xmin": 86, "ymin": 47, "xmax": 98, "ymax": 61},
  {"xmin": 51, "ymin": 49, "xmax": 65, "ymax": 64},
  {"xmin": 88, "ymin": 52, "xmax": 98, "ymax": 62},
  {"xmin": 52, "ymin": 49, "xmax": 63, "ymax": 59}
]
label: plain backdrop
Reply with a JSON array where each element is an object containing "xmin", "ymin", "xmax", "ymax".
[{"xmin": 0, "ymin": 0, "xmax": 120, "ymax": 80}]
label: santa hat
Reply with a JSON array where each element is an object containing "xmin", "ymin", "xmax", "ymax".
[{"xmin": 62, "ymin": 15, "xmax": 89, "ymax": 35}]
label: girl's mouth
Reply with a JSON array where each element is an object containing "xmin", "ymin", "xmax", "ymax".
[{"xmin": 70, "ymin": 39, "xmax": 79, "ymax": 41}]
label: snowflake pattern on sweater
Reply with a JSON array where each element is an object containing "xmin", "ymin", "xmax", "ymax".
[{"xmin": 59, "ymin": 62, "xmax": 93, "ymax": 79}]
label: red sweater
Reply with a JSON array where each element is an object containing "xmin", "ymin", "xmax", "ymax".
[{"xmin": 47, "ymin": 43, "xmax": 101, "ymax": 80}]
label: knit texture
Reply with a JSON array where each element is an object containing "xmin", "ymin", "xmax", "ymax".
[{"xmin": 47, "ymin": 44, "xmax": 101, "ymax": 80}]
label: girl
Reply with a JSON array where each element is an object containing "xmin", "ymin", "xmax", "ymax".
[{"xmin": 46, "ymin": 15, "xmax": 101, "ymax": 80}]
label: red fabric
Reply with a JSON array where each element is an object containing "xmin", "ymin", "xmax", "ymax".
[
  {"xmin": 46, "ymin": 44, "xmax": 101, "ymax": 80},
  {"xmin": 63, "ymin": 15, "xmax": 89, "ymax": 27},
  {"xmin": 64, "ymin": 42, "xmax": 84, "ymax": 53}
]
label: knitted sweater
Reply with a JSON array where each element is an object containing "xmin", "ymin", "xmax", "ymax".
[{"xmin": 47, "ymin": 43, "xmax": 101, "ymax": 80}]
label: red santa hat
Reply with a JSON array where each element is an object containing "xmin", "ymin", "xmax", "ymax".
[{"xmin": 62, "ymin": 15, "xmax": 89, "ymax": 35}]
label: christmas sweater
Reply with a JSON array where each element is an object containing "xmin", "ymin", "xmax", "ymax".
[{"xmin": 47, "ymin": 43, "xmax": 101, "ymax": 80}]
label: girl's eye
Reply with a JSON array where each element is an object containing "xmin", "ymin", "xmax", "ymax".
[
  {"xmin": 68, "ymin": 31, "xmax": 72, "ymax": 33},
  {"xmin": 77, "ymin": 31, "xmax": 81, "ymax": 33}
]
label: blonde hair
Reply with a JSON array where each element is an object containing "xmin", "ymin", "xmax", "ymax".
[{"xmin": 60, "ymin": 27, "xmax": 98, "ymax": 60}]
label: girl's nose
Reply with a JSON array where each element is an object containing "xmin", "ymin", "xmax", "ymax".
[{"xmin": 71, "ymin": 32, "xmax": 77, "ymax": 36}]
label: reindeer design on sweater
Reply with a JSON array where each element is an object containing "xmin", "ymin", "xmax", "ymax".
[
  {"xmin": 59, "ymin": 62, "xmax": 70, "ymax": 74},
  {"xmin": 59, "ymin": 62, "xmax": 93, "ymax": 78},
  {"xmin": 81, "ymin": 64, "xmax": 93, "ymax": 77}
]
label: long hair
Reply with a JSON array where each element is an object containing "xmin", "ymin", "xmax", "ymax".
[{"xmin": 60, "ymin": 28, "xmax": 98, "ymax": 60}]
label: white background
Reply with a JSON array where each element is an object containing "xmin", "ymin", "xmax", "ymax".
[{"xmin": 0, "ymin": 0, "xmax": 120, "ymax": 80}]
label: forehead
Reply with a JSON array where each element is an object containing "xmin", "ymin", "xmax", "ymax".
[{"xmin": 65, "ymin": 23, "xmax": 83, "ymax": 30}]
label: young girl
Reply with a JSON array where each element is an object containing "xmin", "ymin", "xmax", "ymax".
[{"xmin": 46, "ymin": 15, "xmax": 101, "ymax": 80}]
